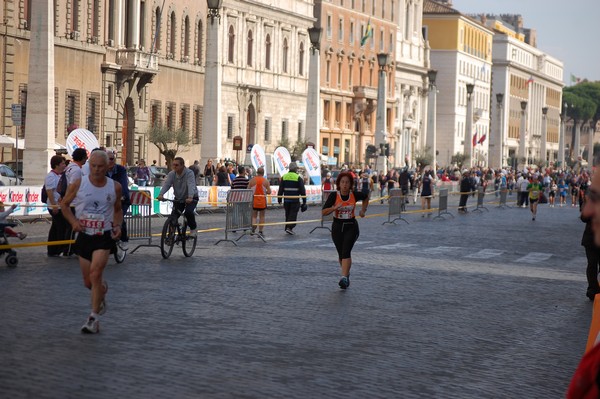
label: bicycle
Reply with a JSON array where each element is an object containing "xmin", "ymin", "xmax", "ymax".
[{"xmin": 158, "ymin": 199, "xmax": 197, "ymax": 259}]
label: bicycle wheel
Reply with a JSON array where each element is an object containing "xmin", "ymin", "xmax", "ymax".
[
  {"xmin": 160, "ymin": 218, "xmax": 176, "ymax": 259},
  {"xmin": 182, "ymin": 221, "xmax": 197, "ymax": 257}
]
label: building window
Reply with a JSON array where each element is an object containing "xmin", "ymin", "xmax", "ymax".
[
  {"xmin": 183, "ymin": 16, "xmax": 190, "ymax": 59},
  {"xmin": 298, "ymin": 41, "xmax": 305, "ymax": 76},
  {"xmin": 349, "ymin": 21, "xmax": 354, "ymax": 44},
  {"xmin": 153, "ymin": 7, "xmax": 161, "ymax": 51},
  {"xmin": 337, "ymin": 62, "xmax": 342, "ymax": 87},
  {"xmin": 65, "ymin": 90, "xmax": 80, "ymax": 138},
  {"xmin": 338, "ymin": 18, "xmax": 344, "ymax": 42},
  {"xmin": 247, "ymin": 29, "xmax": 253, "ymax": 66},
  {"xmin": 196, "ymin": 20, "xmax": 204, "ymax": 64},
  {"xmin": 322, "ymin": 137, "xmax": 329, "ymax": 155},
  {"xmin": 18, "ymin": 85, "xmax": 27, "ymax": 138},
  {"xmin": 91, "ymin": 0, "xmax": 100, "ymax": 38},
  {"xmin": 348, "ymin": 64, "xmax": 353, "ymax": 87},
  {"xmin": 346, "ymin": 103, "xmax": 353, "ymax": 129},
  {"xmin": 165, "ymin": 102, "xmax": 175, "ymax": 130},
  {"xmin": 86, "ymin": 92, "xmax": 100, "ymax": 135},
  {"xmin": 297, "ymin": 121, "xmax": 304, "ymax": 141},
  {"xmin": 327, "ymin": 15, "xmax": 332, "ymax": 38},
  {"xmin": 326, "ymin": 60, "xmax": 331, "ymax": 84},
  {"xmin": 282, "ymin": 119, "xmax": 289, "ymax": 142},
  {"xmin": 380, "ymin": 29, "xmax": 384, "ymax": 51},
  {"xmin": 227, "ymin": 114, "xmax": 235, "ymax": 140},
  {"xmin": 228, "ymin": 25, "xmax": 235, "ymax": 63},
  {"xmin": 150, "ymin": 101, "xmax": 161, "ymax": 127},
  {"xmin": 335, "ymin": 102, "xmax": 341, "ymax": 127},
  {"xmin": 71, "ymin": 0, "xmax": 80, "ymax": 32},
  {"xmin": 169, "ymin": 11, "xmax": 176, "ymax": 56},
  {"xmin": 180, "ymin": 104, "xmax": 189, "ymax": 131},
  {"xmin": 138, "ymin": 1, "xmax": 145, "ymax": 48},
  {"xmin": 282, "ymin": 38, "xmax": 289, "ymax": 73},
  {"xmin": 323, "ymin": 100, "xmax": 330, "ymax": 125},
  {"xmin": 193, "ymin": 105, "xmax": 203, "ymax": 144},
  {"xmin": 264, "ymin": 118, "xmax": 271, "ymax": 142},
  {"xmin": 265, "ymin": 34, "xmax": 271, "ymax": 70}
]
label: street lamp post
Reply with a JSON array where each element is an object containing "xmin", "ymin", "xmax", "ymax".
[
  {"xmin": 465, "ymin": 83, "xmax": 474, "ymax": 168},
  {"xmin": 305, "ymin": 27, "xmax": 322, "ymax": 154},
  {"xmin": 426, "ymin": 69, "xmax": 437, "ymax": 172},
  {"xmin": 589, "ymin": 119, "xmax": 596, "ymax": 168},
  {"xmin": 558, "ymin": 102, "xmax": 567, "ymax": 167},
  {"xmin": 541, "ymin": 106, "xmax": 548, "ymax": 167},
  {"xmin": 201, "ymin": 0, "xmax": 223, "ymax": 165},
  {"xmin": 375, "ymin": 52, "xmax": 389, "ymax": 174},
  {"xmin": 495, "ymin": 93, "xmax": 504, "ymax": 168},
  {"xmin": 519, "ymin": 100, "xmax": 527, "ymax": 170}
]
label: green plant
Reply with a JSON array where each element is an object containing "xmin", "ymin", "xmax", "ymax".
[{"xmin": 148, "ymin": 124, "xmax": 191, "ymax": 169}]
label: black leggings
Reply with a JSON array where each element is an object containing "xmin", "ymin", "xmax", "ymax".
[{"xmin": 331, "ymin": 218, "xmax": 360, "ymax": 260}]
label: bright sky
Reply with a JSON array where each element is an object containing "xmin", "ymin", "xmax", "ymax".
[{"xmin": 454, "ymin": 0, "xmax": 600, "ymax": 86}]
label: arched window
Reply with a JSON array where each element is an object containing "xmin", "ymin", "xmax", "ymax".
[
  {"xmin": 196, "ymin": 19, "xmax": 204, "ymax": 64},
  {"xmin": 298, "ymin": 41, "xmax": 305, "ymax": 76},
  {"xmin": 228, "ymin": 25, "xmax": 235, "ymax": 63},
  {"xmin": 169, "ymin": 11, "xmax": 176, "ymax": 56},
  {"xmin": 282, "ymin": 38, "xmax": 289, "ymax": 73},
  {"xmin": 153, "ymin": 6, "xmax": 161, "ymax": 50},
  {"xmin": 247, "ymin": 30, "xmax": 253, "ymax": 67},
  {"xmin": 184, "ymin": 16, "xmax": 190, "ymax": 58},
  {"xmin": 265, "ymin": 34, "xmax": 271, "ymax": 70}
]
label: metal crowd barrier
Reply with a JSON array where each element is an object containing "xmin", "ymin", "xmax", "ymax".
[
  {"xmin": 215, "ymin": 189, "xmax": 259, "ymax": 246},
  {"xmin": 497, "ymin": 188, "xmax": 511, "ymax": 209},
  {"xmin": 473, "ymin": 187, "xmax": 489, "ymax": 213},
  {"xmin": 127, "ymin": 190, "xmax": 160, "ymax": 253},
  {"xmin": 310, "ymin": 190, "xmax": 335, "ymax": 234},
  {"xmin": 383, "ymin": 188, "xmax": 409, "ymax": 225},
  {"xmin": 433, "ymin": 188, "xmax": 454, "ymax": 220}
]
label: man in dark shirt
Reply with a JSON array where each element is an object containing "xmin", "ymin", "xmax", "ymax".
[{"xmin": 231, "ymin": 166, "xmax": 249, "ymax": 189}]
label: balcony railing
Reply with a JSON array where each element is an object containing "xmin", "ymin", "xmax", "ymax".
[{"xmin": 116, "ymin": 49, "xmax": 159, "ymax": 72}]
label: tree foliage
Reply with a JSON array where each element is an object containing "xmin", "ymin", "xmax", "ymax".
[
  {"xmin": 147, "ymin": 124, "xmax": 191, "ymax": 168},
  {"xmin": 450, "ymin": 152, "xmax": 467, "ymax": 169},
  {"xmin": 414, "ymin": 146, "xmax": 433, "ymax": 168}
]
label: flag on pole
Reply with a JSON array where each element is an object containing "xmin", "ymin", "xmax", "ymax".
[
  {"xmin": 570, "ymin": 73, "xmax": 581, "ymax": 84},
  {"xmin": 472, "ymin": 132, "xmax": 478, "ymax": 147},
  {"xmin": 360, "ymin": 19, "xmax": 373, "ymax": 47},
  {"xmin": 526, "ymin": 75, "xmax": 534, "ymax": 86},
  {"xmin": 478, "ymin": 133, "xmax": 487, "ymax": 144}
]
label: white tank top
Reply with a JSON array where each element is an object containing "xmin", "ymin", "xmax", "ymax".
[{"xmin": 75, "ymin": 176, "xmax": 116, "ymax": 235}]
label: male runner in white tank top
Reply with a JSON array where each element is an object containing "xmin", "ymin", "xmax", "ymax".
[{"xmin": 61, "ymin": 150, "xmax": 123, "ymax": 334}]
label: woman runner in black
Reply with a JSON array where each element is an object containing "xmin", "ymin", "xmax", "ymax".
[{"xmin": 322, "ymin": 172, "xmax": 369, "ymax": 289}]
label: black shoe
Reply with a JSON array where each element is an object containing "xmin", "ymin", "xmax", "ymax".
[{"xmin": 338, "ymin": 276, "xmax": 349, "ymax": 289}]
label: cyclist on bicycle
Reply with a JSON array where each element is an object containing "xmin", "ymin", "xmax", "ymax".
[{"xmin": 157, "ymin": 157, "xmax": 199, "ymax": 237}]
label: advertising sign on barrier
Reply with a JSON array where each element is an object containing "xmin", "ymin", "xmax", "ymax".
[
  {"xmin": 273, "ymin": 147, "xmax": 291, "ymax": 175},
  {"xmin": 302, "ymin": 148, "xmax": 322, "ymax": 186},
  {"xmin": 66, "ymin": 128, "xmax": 99, "ymax": 156}
]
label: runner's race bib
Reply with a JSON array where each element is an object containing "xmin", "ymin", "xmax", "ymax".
[{"xmin": 80, "ymin": 213, "xmax": 105, "ymax": 235}]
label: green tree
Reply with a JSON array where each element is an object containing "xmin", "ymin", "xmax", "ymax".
[
  {"xmin": 451, "ymin": 152, "xmax": 468, "ymax": 169},
  {"xmin": 147, "ymin": 124, "xmax": 191, "ymax": 169},
  {"xmin": 414, "ymin": 146, "xmax": 433, "ymax": 168}
]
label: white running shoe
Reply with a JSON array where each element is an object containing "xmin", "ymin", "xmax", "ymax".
[{"xmin": 81, "ymin": 317, "xmax": 99, "ymax": 334}]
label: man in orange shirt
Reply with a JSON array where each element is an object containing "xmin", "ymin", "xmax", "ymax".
[{"xmin": 248, "ymin": 167, "xmax": 271, "ymax": 237}]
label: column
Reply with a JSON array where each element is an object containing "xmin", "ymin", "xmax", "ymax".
[
  {"xmin": 375, "ymin": 53, "xmax": 389, "ymax": 174},
  {"xmin": 541, "ymin": 107, "xmax": 548, "ymax": 167},
  {"xmin": 130, "ymin": 0, "xmax": 141, "ymax": 49},
  {"xmin": 518, "ymin": 101, "xmax": 527, "ymax": 169},
  {"xmin": 588, "ymin": 121, "xmax": 595, "ymax": 167},
  {"xmin": 558, "ymin": 103, "xmax": 566, "ymax": 167},
  {"xmin": 23, "ymin": 0, "xmax": 56, "ymax": 185},
  {"xmin": 201, "ymin": 5, "xmax": 223, "ymax": 164},
  {"xmin": 305, "ymin": 28, "xmax": 321, "ymax": 152},
  {"xmin": 426, "ymin": 70, "xmax": 437, "ymax": 171},
  {"xmin": 465, "ymin": 84, "xmax": 474, "ymax": 167},
  {"xmin": 494, "ymin": 93, "xmax": 504, "ymax": 169},
  {"xmin": 574, "ymin": 121, "xmax": 581, "ymax": 161}
]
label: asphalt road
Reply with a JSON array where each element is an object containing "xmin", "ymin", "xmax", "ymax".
[{"xmin": 0, "ymin": 194, "xmax": 591, "ymax": 398}]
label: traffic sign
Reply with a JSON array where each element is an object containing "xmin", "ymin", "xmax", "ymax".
[{"xmin": 11, "ymin": 104, "xmax": 22, "ymax": 126}]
